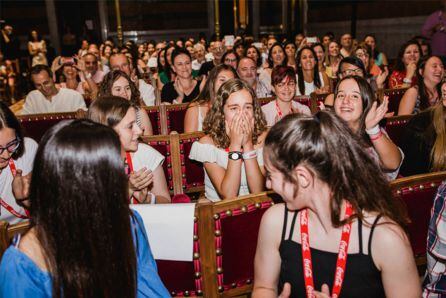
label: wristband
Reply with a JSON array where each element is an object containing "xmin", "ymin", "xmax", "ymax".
[
  {"xmin": 402, "ymin": 78, "xmax": 411, "ymax": 84},
  {"xmin": 370, "ymin": 130, "xmax": 383, "ymax": 142},
  {"xmin": 84, "ymin": 72, "xmax": 92, "ymax": 79},
  {"xmin": 365, "ymin": 125, "xmax": 380, "ymax": 135},
  {"xmin": 242, "ymin": 150, "xmax": 257, "ymax": 160},
  {"xmin": 149, "ymin": 192, "xmax": 156, "ymax": 204}
]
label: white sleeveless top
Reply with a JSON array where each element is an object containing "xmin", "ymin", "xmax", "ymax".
[
  {"xmin": 295, "ymin": 72, "xmax": 325, "ymax": 96},
  {"xmin": 189, "ymin": 142, "xmax": 264, "ymax": 201}
]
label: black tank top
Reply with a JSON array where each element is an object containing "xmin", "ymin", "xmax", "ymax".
[{"xmin": 279, "ymin": 207, "xmax": 385, "ymax": 298}]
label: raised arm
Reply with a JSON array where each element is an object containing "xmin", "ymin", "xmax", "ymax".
[{"xmin": 398, "ymin": 87, "xmax": 418, "ymax": 115}]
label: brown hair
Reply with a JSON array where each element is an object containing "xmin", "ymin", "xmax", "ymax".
[
  {"xmin": 98, "ymin": 70, "xmax": 142, "ymax": 107},
  {"xmin": 431, "ymin": 101, "xmax": 446, "ymax": 171},
  {"xmin": 264, "ymin": 111, "xmax": 409, "ymax": 229},
  {"xmin": 271, "ymin": 66, "xmax": 296, "ymax": 86},
  {"xmin": 203, "ymin": 78, "xmax": 267, "ymax": 148},
  {"xmin": 87, "ymin": 96, "xmax": 134, "ymax": 128}
]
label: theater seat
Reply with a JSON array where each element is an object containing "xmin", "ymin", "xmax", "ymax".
[
  {"xmin": 144, "ymin": 106, "xmax": 162, "ymax": 135},
  {"xmin": 166, "ymin": 103, "xmax": 189, "ymax": 134},
  {"xmin": 310, "ymin": 92, "xmax": 329, "ymax": 113},
  {"xmin": 383, "ymin": 114, "xmax": 413, "ymax": 147},
  {"xmin": 179, "ymin": 132, "xmax": 205, "ymax": 199},
  {"xmin": 197, "ymin": 192, "xmax": 277, "ymax": 296},
  {"xmin": 140, "ymin": 134, "xmax": 174, "ymax": 194},
  {"xmin": 0, "ymin": 220, "xmax": 31, "ymax": 259},
  {"xmin": 379, "ymin": 88, "xmax": 408, "ymax": 115},
  {"xmin": 18, "ymin": 112, "xmax": 77, "ymax": 142},
  {"xmin": 257, "ymin": 97, "xmax": 274, "ymax": 106},
  {"xmin": 390, "ymin": 171, "xmax": 446, "ymax": 266}
]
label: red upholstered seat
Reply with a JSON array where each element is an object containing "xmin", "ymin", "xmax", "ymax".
[
  {"xmin": 391, "ymin": 172, "xmax": 446, "ymax": 262},
  {"xmin": 18, "ymin": 112, "xmax": 77, "ymax": 142},
  {"xmin": 156, "ymin": 217, "xmax": 203, "ymax": 296},
  {"xmin": 384, "ymin": 115, "xmax": 413, "ymax": 147},
  {"xmin": 144, "ymin": 106, "xmax": 161, "ymax": 135},
  {"xmin": 166, "ymin": 103, "xmax": 188, "ymax": 134},
  {"xmin": 180, "ymin": 132, "xmax": 205, "ymax": 197},
  {"xmin": 140, "ymin": 135, "xmax": 174, "ymax": 193},
  {"xmin": 294, "ymin": 95, "xmax": 311, "ymax": 109},
  {"xmin": 382, "ymin": 88, "xmax": 408, "ymax": 115},
  {"xmin": 258, "ymin": 97, "xmax": 274, "ymax": 106},
  {"xmin": 210, "ymin": 193, "xmax": 275, "ymax": 295}
]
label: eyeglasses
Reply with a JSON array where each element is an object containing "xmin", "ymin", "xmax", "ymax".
[
  {"xmin": 225, "ymin": 58, "xmax": 237, "ymax": 63},
  {"xmin": 0, "ymin": 137, "xmax": 20, "ymax": 155},
  {"xmin": 341, "ymin": 68, "xmax": 363, "ymax": 76}
]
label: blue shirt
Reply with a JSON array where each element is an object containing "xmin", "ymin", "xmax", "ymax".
[{"xmin": 0, "ymin": 211, "xmax": 170, "ymax": 298}]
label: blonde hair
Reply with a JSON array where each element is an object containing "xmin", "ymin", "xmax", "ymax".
[{"xmin": 431, "ymin": 102, "xmax": 446, "ymax": 171}]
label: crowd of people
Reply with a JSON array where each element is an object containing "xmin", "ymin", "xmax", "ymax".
[{"xmin": 0, "ymin": 2, "xmax": 446, "ymax": 296}]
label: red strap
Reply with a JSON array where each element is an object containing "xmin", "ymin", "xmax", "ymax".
[
  {"xmin": 275, "ymin": 100, "xmax": 284, "ymax": 119},
  {"xmin": 0, "ymin": 159, "xmax": 28, "ymax": 219},
  {"xmin": 300, "ymin": 202, "xmax": 353, "ymax": 298},
  {"xmin": 125, "ymin": 152, "xmax": 137, "ymax": 204}
]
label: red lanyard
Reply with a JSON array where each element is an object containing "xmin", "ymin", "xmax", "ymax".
[
  {"xmin": 275, "ymin": 100, "xmax": 293, "ymax": 120},
  {"xmin": 300, "ymin": 202, "xmax": 354, "ymax": 298},
  {"xmin": 125, "ymin": 152, "xmax": 137, "ymax": 204},
  {"xmin": 0, "ymin": 159, "xmax": 29, "ymax": 219}
]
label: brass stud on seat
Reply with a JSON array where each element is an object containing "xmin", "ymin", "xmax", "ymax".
[
  {"xmin": 217, "ymin": 267, "xmax": 223, "ymax": 274},
  {"xmin": 215, "ymin": 230, "xmax": 221, "ymax": 236},
  {"xmin": 193, "ymin": 252, "xmax": 200, "ymax": 259},
  {"xmin": 226, "ymin": 210, "xmax": 232, "ymax": 216},
  {"xmin": 213, "ymin": 213, "xmax": 220, "ymax": 220}
]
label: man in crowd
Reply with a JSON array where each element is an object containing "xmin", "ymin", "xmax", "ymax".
[
  {"xmin": 237, "ymin": 57, "xmax": 271, "ymax": 98},
  {"xmin": 422, "ymin": 0, "xmax": 446, "ymax": 64},
  {"xmin": 87, "ymin": 43, "xmax": 110, "ymax": 73},
  {"xmin": 82, "ymin": 53, "xmax": 105, "ymax": 84},
  {"xmin": 0, "ymin": 24, "xmax": 20, "ymax": 61},
  {"xmin": 22, "ymin": 65, "xmax": 86, "ymax": 114},
  {"xmin": 199, "ymin": 41, "xmax": 224, "ymax": 76},
  {"xmin": 192, "ymin": 43, "xmax": 206, "ymax": 71},
  {"xmin": 109, "ymin": 53, "xmax": 156, "ymax": 106},
  {"xmin": 340, "ymin": 33, "xmax": 354, "ymax": 57}
]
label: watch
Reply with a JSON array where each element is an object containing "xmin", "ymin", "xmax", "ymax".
[{"xmin": 228, "ymin": 151, "xmax": 243, "ymax": 160}]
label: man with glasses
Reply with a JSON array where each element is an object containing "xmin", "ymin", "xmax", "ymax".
[
  {"xmin": 21, "ymin": 65, "xmax": 86, "ymax": 115},
  {"xmin": 198, "ymin": 41, "xmax": 225, "ymax": 76}
]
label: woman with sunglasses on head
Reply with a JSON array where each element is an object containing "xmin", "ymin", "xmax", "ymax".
[
  {"xmin": 253, "ymin": 111, "xmax": 420, "ymax": 298},
  {"xmin": 0, "ymin": 120, "xmax": 169, "ymax": 297},
  {"xmin": 0, "ymin": 102, "xmax": 37, "ymax": 223}
]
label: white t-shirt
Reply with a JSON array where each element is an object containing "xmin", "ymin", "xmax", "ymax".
[
  {"xmin": 0, "ymin": 138, "xmax": 38, "ymax": 224},
  {"xmin": 21, "ymin": 88, "xmax": 86, "ymax": 115},
  {"xmin": 295, "ymin": 72, "xmax": 325, "ymax": 96},
  {"xmin": 130, "ymin": 143, "xmax": 165, "ymax": 173},
  {"xmin": 192, "ymin": 59, "xmax": 205, "ymax": 71},
  {"xmin": 139, "ymin": 79, "xmax": 156, "ymax": 106},
  {"xmin": 261, "ymin": 100, "xmax": 311, "ymax": 127}
]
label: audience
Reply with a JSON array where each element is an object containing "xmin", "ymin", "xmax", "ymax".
[
  {"xmin": 399, "ymin": 55, "xmax": 445, "ymax": 115},
  {"xmin": 253, "ymin": 111, "xmax": 420, "ymax": 297},
  {"xmin": 0, "ymin": 119, "xmax": 169, "ymax": 296},
  {"xmin": 28, "ymin": 30, "xmax": 47, "ymax": 67},
  {"xmin": 88, "ymin": 96, "xmax": 170, "ymax": 203},
  {"xmin": 259, "ymin": 43, "xmax": 287, "ymax": 95},
  {"xmin": 189, "ymin": 79, "xmax": 267, "ymax": 201},
  {"xmin": 325, "ymin": 41, "xmax": 343, "ymax": 79},
  {"xmin": 22, "ymin": 65, "xmax": 86, "ymax": 115},
  {"xmin": 389, "ymin": 40, "xmax": 422, "ymax": 88},
  {"xmin": 184, "ymin": 64, "xmax": 237, "ymax": 132},
  {"xmin": 261, "ymin": 66, "xmax": 310, "ymax": 127},
  {"xmin": 400, "ymin": 80, "xmax": 446, "ymax": 176},
  {"xmin": 364, "ymin": 34, "xmax": 388, "ymax": 69},
  {"xmin": 340, "ymin": 33, "xmax": 354, "ymax": 57}
]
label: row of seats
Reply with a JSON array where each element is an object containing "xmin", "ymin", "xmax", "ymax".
[{"xmin": 1, "ymin": 171, "xmax": 445, "ymax": 296}]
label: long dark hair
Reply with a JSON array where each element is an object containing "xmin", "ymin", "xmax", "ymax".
[
  {"xmin": 394, "ymin": 40, "xmax": 422, "ymax": 72},
  {"xmin": 334, "ymin": 75, "xmax": 376, "ymax": 145},
  {"xmin": 268, "ymin": 42, "xmax": 287, "ymax": 69},
  {"xmin": 29, "ymin": 119, "xmax": 137, "ymax": 297},
  {"xmin": 98, "ymin": 70, "xmax": 142, "ymax": 107},
  {"xmin": 416, "ymin": 56, "xmax": 443, "ymax": 110},
  {"xmin": 264, "ymin": 111, "xmax": 409, "ymax": 229},
  {"xmin": 364, "ymin": 34, "xmax": 381, "ymax": 61},
  {"xmin": 244, "ymin": 45, "xmax": 262, "ymax": 68},
  {"xmin": 296, "ymin": 46, "xmax": 321, "ymax": 95},
  {"xmin": 0, "ymin": 102, "xmax": 24, "ymax": 159}
]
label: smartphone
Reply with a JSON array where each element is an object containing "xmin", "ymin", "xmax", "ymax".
[{"xmin": 307, "ymin": 37, "xmax": 317, "ymax": 43}]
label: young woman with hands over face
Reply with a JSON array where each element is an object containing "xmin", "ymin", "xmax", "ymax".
[
  {"xmin": 333, "ymin": 76, "xmax": 403, "ymax": 180},
  {"xmin": 88, "ymin": 96, "xmax": 170, "ymax": 204},
  {"xmin": 189, "ymin": 79, "xmax": 267, "ymax": 201},
  {"xmin": 252, "ymin": 111, "xmax": 420, "ymax": 298}
]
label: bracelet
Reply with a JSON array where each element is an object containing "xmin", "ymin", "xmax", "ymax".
[
  {"xmin": 402, "ymin": 77, "xmax": 412, "ymax": 84},
  {"xmin": 365, "ymin": 125, "xmax": 380, "ymax": 135},
  {"xmin": 242, "ymin": 150, "xmax": 257, "ymax": 160},
  {"xmin": 149, "ymin": 192, "xmax": 156, "ymax": 204},
  {"xmin": 370, "ymin": 130, "xmax": 383, "ymax": 142}
]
